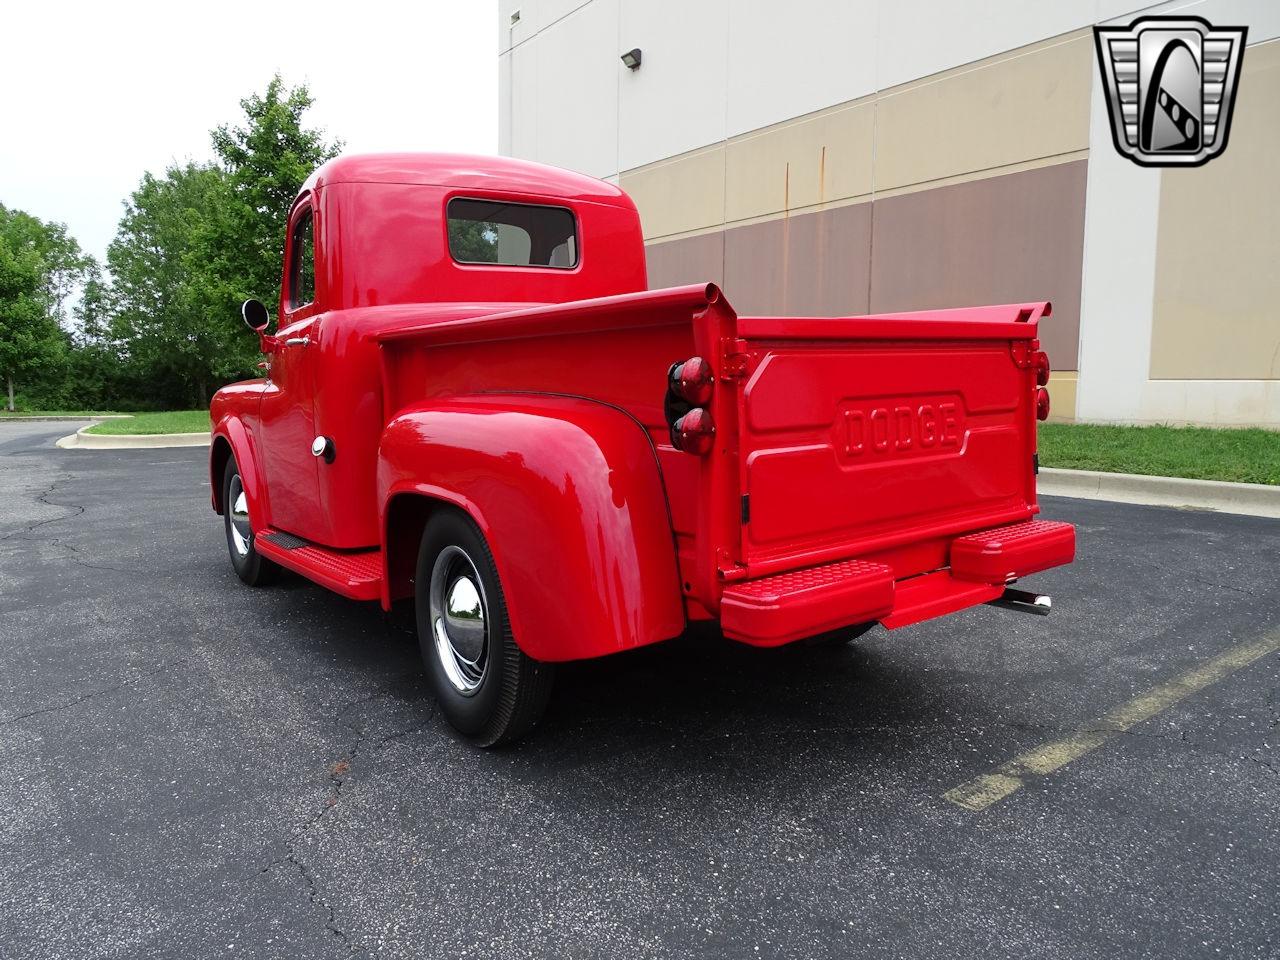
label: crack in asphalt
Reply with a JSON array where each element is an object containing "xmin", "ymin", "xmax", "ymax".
[
  {"xmin": 1190, "ymin": 576, "xmax": 1254, "ymax": 598},
  {"xmin": 256, "ymin": 730, "xmax": 366, "ymax": 952},
  {"xmin": 254, "ymin": 680, "xmax": 439, "ymax": 954},
  {"xmin": 0, "ymin": 657, "xmax": 187, "ymax": 725},
  {"xmin": 373, "ymin": 707, "xmax": 440, "ymax": 749},
  {"xmin": 0, "ymin": 473, "xmax": 79, "ymax": 543},
  {"xmin": 13, "ymin": 531, "xmax": 142, "ymax": 575},
  {"xmin": 1095, "ymin": 725, "xmax": 1279, "ymax": 779},
  {"xmin": 279, "ymin": 851, "xmax": 353, "ymax": 952},
  {"xmin": 1248, "ymin": 754, "xmax": 1278, "ymax": 777},
  {"xmin": 44, "ymin": 524, "xmax": 142, "ymax": 573},
  {"xmin": 1140, "ymin": 554, "xmax": 1256, "ymax": 599},
  {"xmin": 285, "ymin": 855, "xmax": 353, "ymax": 957},
  {"xmin": 2, "ymin": 473, "xmax": 143, "ymax": 575}
]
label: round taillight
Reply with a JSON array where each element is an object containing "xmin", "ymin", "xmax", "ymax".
[
  {"xmin": 672, "ymin": 407, "xmax": 716, "ymax": 455},
  {"xmin": 1036, "ymin": 387, "xmax": 1051, "ymax": 421},
  {"xmin": 668, "ymin": 357, "xmax": 714, "ymax": 407},
  {"xmin": 1034, "ymin": 351, "xmax": 1051, "ymax": 387}
]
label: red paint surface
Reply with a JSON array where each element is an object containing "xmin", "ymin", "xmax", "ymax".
[
  {"xmin": 211, "ymin": 153, "xmax": 1074, "ymax": 662},
  {"xmin": 377, "ymin": 395, "xmax": 685, "ymax": 662}
]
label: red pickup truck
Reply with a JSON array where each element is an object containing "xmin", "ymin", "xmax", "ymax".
[{"xmin": 211, "ymin": 153, "xmax": 1075, "ymax": 746}]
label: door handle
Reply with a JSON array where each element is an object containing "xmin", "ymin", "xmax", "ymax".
[{"xmin": 284, "ymin": 336, "xmax": 310, "ymax": 347}]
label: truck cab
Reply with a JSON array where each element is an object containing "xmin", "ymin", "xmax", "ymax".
[{"xmin": 211, "ymin": 152, "xmax": 1075, "ymax": 746}]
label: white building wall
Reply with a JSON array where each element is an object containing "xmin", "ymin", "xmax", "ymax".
[
  {"xmin": 499, "ymin": 0, "xmax": 621, "ymax": 178},
  {"xmin": 500, "ymin": 0, "xmax": 1159, "ymax": 179},
  {"xmin": 1075, "ymin": 57, "xmax": 1165, "ymax": 425},
  {"xmin": 722, "ymin": 0, "xmax": 880, "ymax": 138},
  {"xmin": 499, "ymin": 0, "xmax": 1280, "ymax": 428},
  {"xmin": 618, "ymin": 0, "xmax": 730, "ymax": 171}
]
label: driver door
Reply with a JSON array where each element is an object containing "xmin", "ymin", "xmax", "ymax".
[{"xmin": 260, "ymin": 201, "xmax": 327, "ymax": 542}]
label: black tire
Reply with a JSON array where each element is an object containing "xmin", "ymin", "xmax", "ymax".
[
  {"xmin": 415, "ymin": 508, "xmax": 554, "ymax": 747},
  {"xmin": 222, "ymin": 457, "xmax": 280, "ymax": 587}
]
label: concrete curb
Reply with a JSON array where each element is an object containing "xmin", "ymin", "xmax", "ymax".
[
  {"xmin": 1039, "ymin": 467, "xmax": 1280, "ymax": 519},
  {"xmin": 56, "ymin": 423, "xmax": 211, "ymax": 450},
  {"xmin": 2, "ymin": 415, "xmax": 131, "ymax": 422}
]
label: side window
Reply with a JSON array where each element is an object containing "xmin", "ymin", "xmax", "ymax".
[
  {"xmin": 288, "ymin": 210, "xmax": 315, "ymax": 310},
  {"xmin": 447, "ymin": 198, "xmax": 578, "ymax": 268}
]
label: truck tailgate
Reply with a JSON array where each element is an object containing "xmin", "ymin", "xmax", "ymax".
[
  {"xmin": 705, "ymin": 302, "xmax": 1071, "ymax": 639},
  {"xmin": 739, "ymin": 320, "xmax": 1037, "ymax": 571}
]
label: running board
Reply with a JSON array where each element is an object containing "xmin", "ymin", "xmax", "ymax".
[{"xmin": 256, "ymin": 529, "xmax": 383, "ymax": 601}]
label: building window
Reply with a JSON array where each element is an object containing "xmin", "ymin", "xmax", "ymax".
[{"xmin": 447, "ymin": 198, "xmax": 578, "ymax": 268}]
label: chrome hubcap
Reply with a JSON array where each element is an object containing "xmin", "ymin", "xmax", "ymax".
[
  {"xmin": 228, "ymin": 475, "xmax": 252, "ymax": 558},
  {"xmin": 429, "ymin": 546, "xmax": 489, "ymax": 695}
]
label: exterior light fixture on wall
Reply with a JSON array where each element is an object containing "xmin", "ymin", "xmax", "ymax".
[{"xmin": 620, "ymin": 48, "xmax": 642, "ymax": 70}]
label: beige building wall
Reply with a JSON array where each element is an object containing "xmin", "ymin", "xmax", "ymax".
[
  {"xmin": 626, "ymin": 32, "xmax": 1093, "ymax": 414},
  {"xmin": 622, "ymin": 33, "xmax": 1092, "ymax": 239},
  {"xmin": 1149, "ymin": 39, "xmax": 1280, "ymax": 383}
]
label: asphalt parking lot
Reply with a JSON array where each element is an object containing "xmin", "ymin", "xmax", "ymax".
[{"xmin": 2, "ymin": 419, "xmax": 1277, "ymax": 960}]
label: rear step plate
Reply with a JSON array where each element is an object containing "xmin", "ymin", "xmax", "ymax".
[
  {"xmin": 721, "ymin": 558, "xmax": 895, "ymax": 646},
  {"xmin": 255, "ymin": 529, "xmax": 383, "ymax": 601},
  {"xmin": 949, "ymin": 519, "xmax": 1075, "ymax": 583}
]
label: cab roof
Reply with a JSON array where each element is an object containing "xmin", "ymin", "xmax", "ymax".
[{"xmin": 303, "ymin": 152, "xmax": 633, "ymax": 208}]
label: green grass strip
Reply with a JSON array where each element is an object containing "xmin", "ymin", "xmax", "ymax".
[
  {"xmin": 1039, "ymin": 422, "xmax": 1280, "ymax": 486},
  {"xmin": 84, "ymin": 410, "xmax": 211, "ymax": 436}
]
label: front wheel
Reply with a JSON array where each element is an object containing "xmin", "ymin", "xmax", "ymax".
[
  {"xmin": 222, "ymin": 457, "xmax": 280, "ymax": 587},
  {"xmin": 415, "ymin": 508, "xmax": 554, "ymax": 747}
]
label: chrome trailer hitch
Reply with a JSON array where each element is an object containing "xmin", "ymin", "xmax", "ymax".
[{"xmin": 986, "ymin": 587, "xmax": 1052, "ymax": 616}]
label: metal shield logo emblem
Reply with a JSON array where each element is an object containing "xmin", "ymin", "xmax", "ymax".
[{"xmin": 1094, "ymin": 16, "xmax": 1247, "ymax": 167}]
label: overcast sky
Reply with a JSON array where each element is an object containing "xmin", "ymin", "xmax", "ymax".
[{"xmin": 0, "ymin": 1, "xmax": 497, "ymax": 262}]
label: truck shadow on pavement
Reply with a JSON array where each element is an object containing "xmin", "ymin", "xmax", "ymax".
[
  {"xmin": 284, "ymin": 563, "xmax": 945, "ymax": 748},
  {"xmin": 256, "ymin": 564, "xmax": 1038, "ymax": 811},
  {"xmin": 365, "ymin": 583, "xmax": 951, "ymax": 774}
]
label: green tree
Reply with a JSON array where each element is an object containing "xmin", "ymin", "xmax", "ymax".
[
  {"xmin": 105, "ymin": 164, "xmax": 239, "ymax": 406},
  {"xmin": 210, "ymin": 75, "xmax": 342, "ymax": 314},
  {"xmin": 103, "ymin": 76, "xmax": 340, "ymax": 406},
  {"xmin": 75, "ymin": 260, "xmax": 113, "ymax": 345},
  {"xmin": 447, "ymin": 218, "xmax": 499, "ymax": 262},
  {"xmin": 0, "ymin": 204, "xmax": 90, "ymax": 410}
]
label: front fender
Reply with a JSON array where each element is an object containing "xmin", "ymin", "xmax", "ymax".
[
  {"xmin": 210, "ymin": 384, "xmax": 269, "ymax": 532},
  {"xmin": 378, "ymin": 395, "xmax": 686, "ymax": 662}
]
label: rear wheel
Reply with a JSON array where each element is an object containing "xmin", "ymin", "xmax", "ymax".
[
  {"xmin": 222, "ymin": 457, "xmax": 280, "ymax": 587},
  {"xmin": 415, "ymin": 508, "xmax": 554, "ymax": 747}
]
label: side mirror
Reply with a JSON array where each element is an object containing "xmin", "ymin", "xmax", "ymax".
[{"xmin": 241, "ymin": 298, "xmax": 271, "ymax": 332}]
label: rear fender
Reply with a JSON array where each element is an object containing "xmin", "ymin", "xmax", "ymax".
[{"xmin": 378, "ymin": 395, "xmax": 686, "ymax": 662}]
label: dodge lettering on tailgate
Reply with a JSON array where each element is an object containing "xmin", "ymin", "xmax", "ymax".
[{"xmin": 839, "ymin": 396, "xmax": 964, "ymax": 459}]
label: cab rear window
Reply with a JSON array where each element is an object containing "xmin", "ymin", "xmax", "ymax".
[{"xmin": 447, "ymin": 198, "xmax": 578, "ymax": 269}]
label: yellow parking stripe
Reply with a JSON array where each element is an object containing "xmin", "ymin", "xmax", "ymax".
[{"xmin": 944, "ymin": 628, "xmax": 1280, "ymax": 812}]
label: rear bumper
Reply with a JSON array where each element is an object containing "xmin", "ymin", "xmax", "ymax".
[{"xmin": 719, "ymin": 519, "xmax": 1075, "ymax": 645}]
